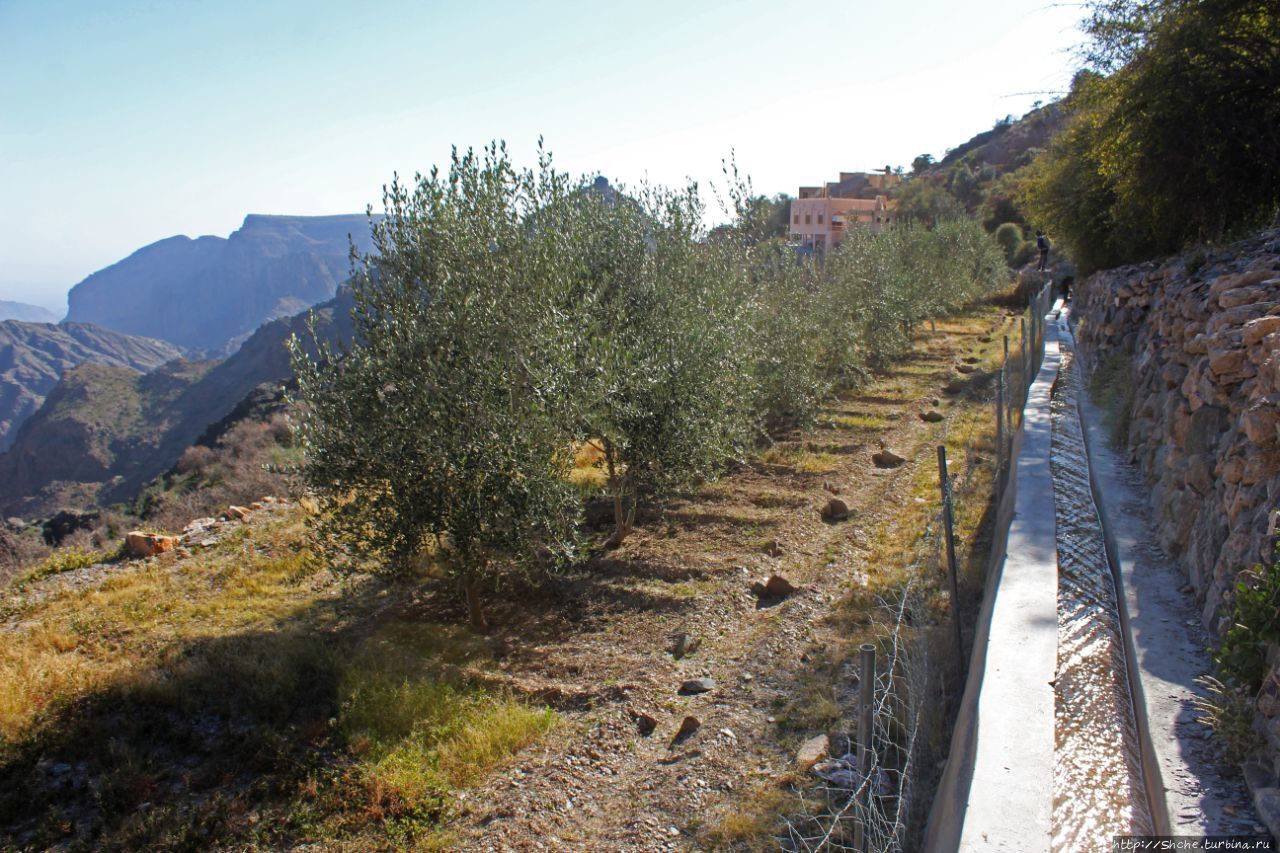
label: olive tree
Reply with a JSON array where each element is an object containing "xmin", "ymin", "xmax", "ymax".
[
  {"xmin": 289, "ymin": 143, "xmax": 582, "ymax": 629},
  {"xmin": 559, "ymin": 181, "xmax": 757, "ymax": 547}
]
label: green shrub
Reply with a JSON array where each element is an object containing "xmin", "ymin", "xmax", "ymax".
[
  {"xmin": 1215, "ymin": 547, "xmax": 1280, "ymax": 692},
  {"xmin": 19, "ymin": 546, "xmax": 103, "ymax": 586},
  {"xmin": 993, "ymin": 222, "xmax": 1024, "ymax": 265}
]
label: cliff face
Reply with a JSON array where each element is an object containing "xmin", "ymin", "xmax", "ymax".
[
  {"xmin": 64, "ymin": 214, "xmax": 374, "ymax": 353},
  {"xmin": 0, "ymin": 320, "xmax": 186, "ymax": 451},
  {"xmin": 1074, "ymin": 228, "xmax": 1280, "ymax": 629}
]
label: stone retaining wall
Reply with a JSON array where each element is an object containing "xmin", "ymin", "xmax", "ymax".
[
  {"xmin": 1074, "ymin": 229, "xmax": 1280, "ymax": 632},
  {"xmin": 1074, "ymin": 230, "xmax": 1280, "ymax": 827}
]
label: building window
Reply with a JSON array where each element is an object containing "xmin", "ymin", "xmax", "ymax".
[
  {"xmin": 793, "ymin": 214, "xmax": 799, "ymax": 225},
  {"xmin": 817, "ymin": 214, "xmax": 824, "ymax": 225},
  {"xmin": 805, "ymin": 214, "xmax": 812, "ymax": 225}
]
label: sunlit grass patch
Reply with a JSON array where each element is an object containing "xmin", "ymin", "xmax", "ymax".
[
  {"xmin": 820, "ymin": 412, "xmax": 890, "ymax": 431},
  {"xmin": 339, "ymin": 619, "xmax": 555, "ymax": 832},
  {"xmin": 759, "ymin": 445, "xmax": 840, "ymax": 473}
]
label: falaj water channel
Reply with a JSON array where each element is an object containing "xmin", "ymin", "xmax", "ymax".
[
  {"xmin": 932, "ymin": 298, "xmax": 1263, "ymax": 851},
  {"xmin": 1049, "ymin": 342, "xmax": 1153, "ymax": 845}
]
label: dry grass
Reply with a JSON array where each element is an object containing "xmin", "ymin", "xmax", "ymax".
[{"xmin": 0, "ymin": 505, "xmax": 555, "ymax": 850}]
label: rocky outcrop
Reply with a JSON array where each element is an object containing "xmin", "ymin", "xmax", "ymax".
[
  {"xmin": 0, "ymin": 320, "xmax": 185, "ymax": 451},
  {"xmin": 1074, "ymin": 228, "xmax": 1280, "ymax": 632},
  {"xmin": 64, "ymin": 214, "xmax": 375, "ymax": 354}
]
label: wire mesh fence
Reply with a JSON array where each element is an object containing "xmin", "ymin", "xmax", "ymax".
[{"xmin": 773, "ymin": 282, "xmax": 1055, "ymax": 852}]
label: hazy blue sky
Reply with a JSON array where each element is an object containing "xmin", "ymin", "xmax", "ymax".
[{"xmin": 0, "ymin": 0, "xmax": 1084, "ymax": 313}]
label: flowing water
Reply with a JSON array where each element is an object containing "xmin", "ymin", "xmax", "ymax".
[{"xmin": 1050, "ymin": 344, "xmax": 1155, "ymax": 849}]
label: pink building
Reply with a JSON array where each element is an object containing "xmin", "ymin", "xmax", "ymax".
[{"xmin": 789, "ymin": 170, "xmax": 901, "ymax": 254}]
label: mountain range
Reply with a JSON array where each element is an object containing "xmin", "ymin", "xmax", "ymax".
[
  {"xmin": 0, "ymin": 301, "xmax": 59, "ymax": 323},
  {"xmin": 64, "ymin": 213, "xmax": 374, "ymax": 354},
  {"xmin": 0, "ymin": 290, "xmax": 355, "ymax": 516},
  {"xmin": 0, "ymin": 321, "xmax": 185, "ymax": 452}
]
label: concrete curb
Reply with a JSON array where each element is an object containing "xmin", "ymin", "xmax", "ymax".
[{"xmin": 925, "ymin": 304, "xmax": 1064, "ymax": 852}]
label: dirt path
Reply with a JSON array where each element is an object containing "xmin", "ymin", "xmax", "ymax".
[{"xmin": 447, "ymin": 310, "xmax": 1017, "ymax": 851}]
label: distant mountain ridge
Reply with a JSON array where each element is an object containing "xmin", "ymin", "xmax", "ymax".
[
  {"xmin": 0, "ymin": 320, "xmax": 186, "ymax": 452},
  {"xmin": 0, "ymin": 290, "xmax": 355, "ymax": 516},
  {"xmin": 0, "ymin": 301, "xmax": 58, "ymax": 323},
  {"xmin": 64, "ymin": 213, "xmax": 375, "ymax": 353}
]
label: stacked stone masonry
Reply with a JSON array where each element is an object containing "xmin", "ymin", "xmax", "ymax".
[{"xmin": 1076, "ymin": 229, "xmax": 1280, "ymax": 635}]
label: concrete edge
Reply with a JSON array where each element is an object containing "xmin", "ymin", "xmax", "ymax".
[{"xmin": 924, "ymin": 296, "xmax": 1063, "ymax": 852}]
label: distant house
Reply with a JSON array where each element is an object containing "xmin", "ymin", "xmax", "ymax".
[{"xmin": 788, "ymin": 168, "xmax": 901, "ymax": 254}]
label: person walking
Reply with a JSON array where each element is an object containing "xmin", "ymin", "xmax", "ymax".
[{"xmin": 1035, "ymin": 230, "xmax": 1051, "ymax": 272}]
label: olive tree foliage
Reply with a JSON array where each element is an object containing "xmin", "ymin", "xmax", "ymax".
[
  {"xmin": 553, "ymin": 177, "xmax": 758, "ymax": 547},
  {"xmin": 818, "ymin": 220, "xmax": 1009, "ymax": 375},
  {"xmin": 289, "ymin": 143, "xmax": 583, "ymax": 629},
  {"xmin": 716, "ymin": 160, "xmax": 829, "ymax": 432}
]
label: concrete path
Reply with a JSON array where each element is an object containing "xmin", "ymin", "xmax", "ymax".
[{"xmin": 928, "ymin": 304, "xmax": 1065, "ymax": 852}]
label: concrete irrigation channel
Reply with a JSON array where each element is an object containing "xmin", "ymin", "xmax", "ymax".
[{"xmin": 926, "ymin": 299, "xmax": 1263, "ymax": 850}]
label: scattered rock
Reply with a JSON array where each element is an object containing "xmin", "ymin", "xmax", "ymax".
[
  {"xmin": 674, "ymin": 716, "xmax": 701, "ymax": 741},
  {"xmin": 943, "ymin": 381, "xmax": 964, "ymax": 395},
  {"xmin": 762, "ymin": 539, "xmax": 784, "ymax": 558},
  {"xmin": 955, "ymin": 364, "xmax": 976, "ymax": 374},
  {"xmin": 919, "ymin": 410, "xmax": 944, "ymax": 423},
  {"xmin": 822, "ymin": 481, "xmax": 840, "ymax": 495},
  {"xmin": 226, "ymin": 505, "xmax": 251, "ymax": 521},
  {"xmin": 872, "ymin": 448, "xmax": 906, "ymax": 468},
  {"xmin": 5, "ymin": 517, "xmax": 25, "ymax": 530},
  {"xmin": 678, "ymin": 678, "xmax": 716, "ymax": 695},
  {"xmin": 979, "ymin": 336, "xmax": 992, "ymax": 343},
  {"xmin": 629, "ymin": 709, "xmax": 658, "ymax": 737},
  {"xmin": 821, "ymin": 498, "xmax": 850, "ymax": 522},
  {"xmin": 125, "ymin": 531, "xmax": 180, "ymax": 558},
  {"xmin": 963, "ymin": 356, "xmax": 980, "ymax": 364},
  {"xmin": 929, "ymin": 398, "xmax": 941, "ymax": 406},
  {"xmin": 796, "ymin": 734, "xmax": 829, "ymax": 771},
  {"xmin": 754, "ymin": 574, "xmax": 795, "ymax": 599},
  {"xmin": 249, "ymin": 501, "xmax": 264, "ymax": 511},
  {"xmin": 670, "ymin": 633, "xmax": 701, "ymax": 659}
]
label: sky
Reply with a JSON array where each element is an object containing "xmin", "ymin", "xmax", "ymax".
[{"xmin": 0, "ymin": 0, "xmax": 1085, "ymax": 314}]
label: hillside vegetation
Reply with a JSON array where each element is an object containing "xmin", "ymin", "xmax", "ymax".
[{"xmin": 1018, "ymin": 0, "xmax": 1280, "ymax": 271}]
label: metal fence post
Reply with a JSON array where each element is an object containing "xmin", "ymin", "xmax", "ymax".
[
  {"xmin": 937, "ymin": 445, "xmax": 964, "ymax": 678},
  {"xmin": 996, "ymin": 365, "xmax": 1005, "ymax": 497},
  {"xmin": 856, "ymin": 642, "xmax": 876, "ymax": 853},
  {"xmin": 1020, "ymin": 317, "xmax": 1028, "ymax": 396}
]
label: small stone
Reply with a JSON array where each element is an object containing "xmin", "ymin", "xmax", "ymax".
[
  {"xmin": 670, "ymin": 633, "xmax": 701, "ymax": 659},
  {"xmin": 821, "ymin": 498, "xmax": 850, "ymax": 522},
  {"xmin": 872, "ymin": 449, "xmax": 906, "ymax": 468},
  {"xmin": 125, "ymin": 531, "xmax": 180, "ymax": 558},
  {"xmin": 762, "ymin": 539, "xmax": 784, "ymax": 558},
  {"xmin": 679, "ymin": 678, "xmax": 715, "ymax": 695},
  {"xmin": 759, "ymin": 574, "xmax": 796, "ymax": 598},
  {"xmin": 796, "ymin": 734, "xmax": 829, "ymax": 771},
  {"xmin": 226, "ymin": 505, "xmax": 251, "ymax": 521},
  {"xmin": 955, "ymin": 364, "xmax": 976, "ymax": 374},
  {"xmin": 675, "ymin": 715, "xmax": 701, "ymax": 740},
  {"xmin": 919, "ymin": 410, "xmax": 944, "ymax": 423},
  {"xmin": 822, "ymin": 481, "xmax": 840, "ymax": 495}
]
